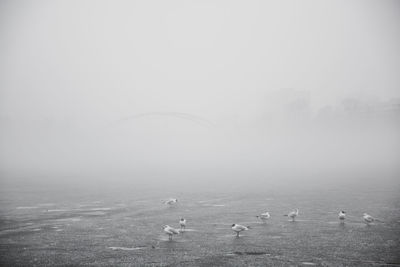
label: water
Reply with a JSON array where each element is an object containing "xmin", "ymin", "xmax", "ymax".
[{"xmin": 0, "ymin": 180, "xmax": 399, "ymax": 266}]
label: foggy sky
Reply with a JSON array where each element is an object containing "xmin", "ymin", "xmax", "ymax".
[{"xmin": 1, "ymin": 0, "xmax": 399, "ymax": 185}]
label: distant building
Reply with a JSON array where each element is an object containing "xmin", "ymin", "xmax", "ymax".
[{"xmin": 265, "ymin": 88, "xmax": 311, "ymax": 126}]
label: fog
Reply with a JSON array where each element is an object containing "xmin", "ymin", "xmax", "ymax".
[{"xmin": 1, "ymin": 0, "xmax": 399, "ymax": 191}]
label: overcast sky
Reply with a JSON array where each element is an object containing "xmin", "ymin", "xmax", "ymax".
[{"xmin": 1, "ymin": 0, "xmax": 399, "ymax": 184}]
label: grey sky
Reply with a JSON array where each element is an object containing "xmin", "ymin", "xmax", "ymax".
[{"xmin": 0, "ymin": 0, "xmax": 399, "ymax": 182}]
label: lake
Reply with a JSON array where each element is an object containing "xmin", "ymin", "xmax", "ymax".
[{"xmin": 0, "ymin": 178, "xmax": 399, "ymax": 266}]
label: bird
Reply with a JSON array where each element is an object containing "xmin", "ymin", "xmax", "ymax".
[
  {"xmin": 164, "ymin": 198, "xmax": 178, "ymax": 205},
  {"xmin": 163, "ymin": 225, "xmax": 180, "ymax": 240},
  {"xmin": 285, "ymin": 209, "xmax": 299, "ymax": 221},
  {"xmin": 363, "ymin": 213, "xmax": 375, "ymax": 224},
  {"xmin": 256, "ymin": 212, "xmax": 271, "ymax": 223},
  {"xmin": 231, "ymin": 224, "xmax": 250, "ymax": 237},
  {"xmin": 362, "ymin": 213, "xmax": 384, "ymax": 225},
  {"xmin": 338, "ymin": 211, "xmax": 346, "ymax": 222},
  {"xmin": 179, "ymin": 218, "xmax": 186, "ymax": 231}
]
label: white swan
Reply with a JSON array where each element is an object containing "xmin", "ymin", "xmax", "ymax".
[
  {"xmin": 256, "ymin": 212, "xmax": 271, "ymax": 223},
  {"xmin": 231, "ymin": 224, "xmax": 250, "ymax": 237},
  {"xmin": 163, "ymin": 225, "xmax": 180, "ymax": 240}
]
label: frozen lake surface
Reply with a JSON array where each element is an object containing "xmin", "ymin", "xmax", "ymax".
[{"xmin": 1, "ymin": 180, "xmax": 399, "ymax": 266}]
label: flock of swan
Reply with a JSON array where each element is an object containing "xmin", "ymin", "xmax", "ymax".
[{"xmin": 162, "ymin": 198, "xmax": 383, "ymax": 240}]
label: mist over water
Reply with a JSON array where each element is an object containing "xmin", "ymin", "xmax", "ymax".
[
  {"xmin": 1, "ymin": 1, "xmax": 400, "ymax": 191},
  {"xmin": 1, "ymin": 95, "xmax": 399, "ymax": 192}
]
